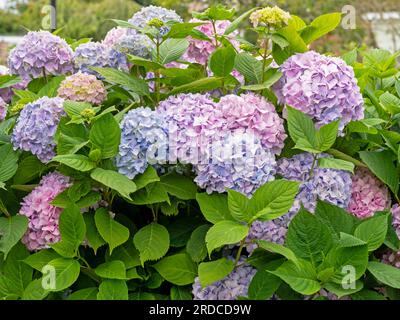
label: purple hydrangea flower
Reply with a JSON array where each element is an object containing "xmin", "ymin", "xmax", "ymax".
[
  {"xmin": 0, "ymin": 97, "xmax": 7, "ymax": 121},
  {"xmin": 112, "ymin": 34, "xmax": 155, "ymax": 60},
  {"xmin": 115, "ymin": 107, "xmax": 168, "ymax": 179},
  {"xmin": 274, "ymin": 51, "xmax": 364, "ymax": 131},
  {"xmin": 217, "ymin": 93, "xmax": 287, "ymax": 154},
  {"xmin": 103, "ymin": 27, "xmax": 128, "ymax": 47},
  {"xmin": 74, "ymin": 42, "xmax": 128, "ymax": 76},
  {"xmin": 128, "ymin": 6, "xmax": 183, "ymax": 36},
  {"xmin": 8, "ymin": 31, "xmax": 74, "ymax": 80},
  {"xmin": 192, "ymin": 257, "xmax": 256, "ymax": 300},
  {"xmin": 194, "ymin": 130, "xmax": 277, "ymax": 197},
  {"xmin": 392, "ymin": 204, "xmax": 400, "ymax": 238},
  {"xmin": 11, "ymin": 97, "xmax": 65, "ymax": 163},
  {"xmin": 277, "ymin": 152, "xmax": 352, "ymax": 214},
  {"xmin": 18, "ymin": 172, "xmax": 72, "ymax": 251},
  {"xmin": 0, "ymin": 65, "xmax": 29, "ymax": 103},
  {"xmin": 157, "ymin": 93, "xmax": 223, "ymax": 165}
]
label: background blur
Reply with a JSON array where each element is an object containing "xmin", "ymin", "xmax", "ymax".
[{"xmin": 0, "ymin": 0, "xmax": 399, "ymax": 65}]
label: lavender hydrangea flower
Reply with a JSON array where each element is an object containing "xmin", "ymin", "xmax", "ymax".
[
  {"xmin": 217, "ymin": 93, "xmax": 287, "ymax": 154},
  {"xmin": 194, "ymin": 130, "xmax": 277, "ymax": 196},
  {"xmin": 57, "ymin": 72, "xmax": 107, "ymax": 105},
  {"xmin": 103, "ymin": 27, "xmax": 128, "ymax": 47},
  {"xmin": 115, "ymin": 107, "xmax": 168, "ymax": 179},
  {"xmin": 0, "ymin": 66, "xmax": 29, "ymax": 103},
  {"xmin": 128, "ymin": 6, "xmax": 183, "ymax": 36},
  {"xmin": 277, "ymin": 152, "xmax": 352, "ymax": 214},
  {"xmin": 74, "ymin": 42, "xmax": 128, "ymax": 76},
  {"xmin": 11, "ymin": 97, "xmax": 65, "ymax": 163},
  {"xmin": 112, "ymin": 34, "xmax": 155, "ymax": 60},
  {"xmin": 18, "ymin": 172, "xmax": 72, "ymax": 251},
  {"xmin": 274, "ymin": 51, "xmax": 364, "ymax": 131},
  {"xmin": 0, "ymin": 97, "xmax": 7, "ymax": 121},
  {"xmin": 8, "ymin": 31, "xmax": 74, "ymax": 80},
  {"xmin": 192, "ymin": 257, "xmax": 256, "ymax": 300},
  {"xmin": 347, "ymin": 168, "xmax": 391, "ymax": 219},
  {"xmin": 157, "ymin": 93, "xmax": 223, "ymax": 165}
]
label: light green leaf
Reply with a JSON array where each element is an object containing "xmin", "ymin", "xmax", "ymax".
[
  {"xmin": 198, "ymin": 258, "xmax": 235, "ymax": 287},
  {"xmin": 196, "ymin": 193, "xmax": 232, "ymax": 224},
  {"xmin": 68, "ymin": 287, "xmax": 98, "ymax": 300},
  {"xmin": 256, "ymin": 240, "xmax": 299, "ymax": 267},
  {"xmin": 248, "ymin": 269, "xmax": 282, "ymax": 300},
  {"xmin": 286, "ymin": 106, "xmax": 317, "ymax": 145},
  {"xmin": 91, "ymin": 168, "xmax": 137, "ymax": 200},
  {"xmin": 97, "ymin": 279, "xmax": 128, "ymax": 300},
  {"xmin": 0, "ymin": 144, "xmax": 19, "ymax": 182},
  {"xmin": 133, "ymin": 166, "xmax": 160, "ymax": 190},
  {"xmin": 301, "ymin": 13, "xmax": 342, "ymax": 44},
  {"xmin": 89, "ymin": 113, "xmax": 121, "ymax": 159},
  {"xmin": 95, "ymin": 261, "xmax": 126, "ymax": 280},
  {"xmin": 0, "ymin": 215, "xmax": 28, "ymax": 259},
  {"xmin": 316, "ymin": 120, "xmax": 339, "ymax": 151},
  {"xmin": 21, "ymin": 279, "xmax": 49, "ymax": 300},
  {"xmin": 153, "ymin": 253, "xmax": 197, "ymax": 286},
  {"xmin": 227, "ymin": 189, "xmax": 250, "ymax": 222},
  {"xmin": 23, "ymin": 249, "xmax": 60, "ymax": 271},
  {"xmin": 318, "ymin": 158, "xmax": 354, "ymax": 173},
  {"xmin": 157, "ymin": 39, "xmax": 189, "ymax": 64},
  {"xmin": 160, "ymin": 172, "xmax": 197, "ymax": 200},
  {"xmin": 354, "ymin": 215, "xmax": 388, "ymax": 251},
  {"xmin": 367, "ymin": 261, "xmax": 400, "ymax": 289},
  {"xmin": 44, "ymin": 258, "xmax": 80, "ymax": 292},
  {"xmin": 52, "ymin": 154, "xmax": 96, "ymax": 172},
  {"xmin": 170, "ymin": 77, "xmax": 223, "ymax": 95},
  {"xmin": 324, "ymin": 280, "xmax": 363, "ymax": 298},
  {"xmin": 209, "ymin": 46, "xmax": 236, "ymax": 77},
  {"xmin": 186, "ymin": 224, "xmax": 209, "ymax": 263},
  {"xmin": 234, "ymin": 52, "xmax": 263, "ymax": 84},
  {"xmin": 170, "ymin": 286, "xmax": 192, "ymax": 300},
  {"xmin": 84, "ymin": 213, "xmax": 106, "ymax": 254}
]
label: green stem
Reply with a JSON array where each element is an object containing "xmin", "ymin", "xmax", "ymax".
[
  {"xmin": 261, "ymin": 27, "xmax": 271, "ymax": 83},
  {"xmin": 309, "ymin": 154, "xmax": 318, "ymax": 178},
  {"xmin": 234, "ymin": 239, "xmax": 246, "ymax": 266},
  {"xmin": 155, "ymin": 39, "xmax": 161, "ymax": 104},
  {"xmin": 211, "ymin": 20, "xmax": 219, "ymax": 48}
]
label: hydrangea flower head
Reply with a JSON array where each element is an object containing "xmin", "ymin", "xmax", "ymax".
[
  {"xmin": 11, "ymin": 97, "xmax": 65, "ymax": 163},
  {"xmin": 381, "ymin": 250, "xmax": 400, "ymax": 269},
  {"xmin": 0, "ymin": 97, "xmax": 7, "ymax": 121},
  {"xmin": 0, "ymin": 66, "xmax": 29, "ymax": 103},
  {"xmin": 347, "ymin": 168, "xmax": 390, "ymax": 219},
  {"xmin": 157, "ymin": 93, "xmax": 223, "ymax": 165},
  {"xmin": 194, "ymin": 130, "xmax": 277, "ymax": 196},
  {"xmin": 277, "ymin": 152, "xmax": 352, "ymax": 214},
  {"xmin": 112, "ymin": 33, "xmax": 154, "ymax": 59},
  {"xmin": 192, "ymin": 257, "xmax": 256, "ymax": 300},
  {"xmin": 274, "ymin": 51, "xmax": 364, "ymax": 131},
  {"xmin": 103, "ymin": 27, "xmax": 128, "ymax": 47},
  {"xmin": 391, "ymin": 204, "xmax": 400, "ymax": 239},
  {"xmin": 217, "ymin": 93, "xmax": 286, "ymax": 154},
  {"xmin": 250, "ymin": 6, "xmax": 291, "ymax": 29},
  {"xmin": 19, "ymin": 172, "xmax": 72, "ymax": 251},
  {"xmin": 128, "ymin": 6, "xmax": 183, "ymax": 36},
  {"xmin": 8, "ymin": 31, "xmax": 74, "ymax": 80},
  {"xmin": 57, "ymin": 72, "xmax": 107, "ymax": 105},
  {"xmin": 74, "ymin": 42, "xmax": 128, "ymax": 76},
  {"xmin": 115, "ymin": 107, "xmax": 168, "ymax": 179}
]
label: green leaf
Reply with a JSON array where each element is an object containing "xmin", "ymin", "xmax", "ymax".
[
  {"xmin": 248, "ymin": 180, "xmax": 300, "ymax": 221},
  {"xmin": 301, "ymin": 13, "xmax": 341, "ymax": 44},
  {"xmin": 97, "ymin": 279, "xmax": 128, "ymax": 300},
  {"xmin": 324, "ymin": 280, "xmax": 363, "ymax": 298},
  {"xmin": 165, "ymin": 22, "xmax": 204, "ymax": 39},
  {"xmin": 127, "ymin": 55, "xmax": 165, "ymax": 70},
  {"xmin": 95, "ymin": 261, "xmax": 126, "ymax": 280},
  {"xmin": 91, "ymin": 168, "xmax": 137, "ymax": 200},
  {"xmin": 170, "ymin": 77, "xmax": 223, "ymax": 95},
  {"xmin": 153, "ymin": 253, "xmax": 197, "ymax": 286},
  {"xmin": 234, "ymin": 52, "xmax": 263, "ymax": 84},
  {"xmin": 351, "ymin": 289, "xmax": 387, "ymax": 300},
  {"xmin": 84, "ymin": 213, "xmax": 106, "ymax": 254},
  {"xmin": 44, "ymin": 258, "xmax": 80, "ymax": 292},
  {"xmin": 339, "ymin": 233, "xmax": 367, "ymax": 247},
  {"xmin": 367, "ymin": 261, "xmax": 400, "ymax": 289},
  {"xmin": 241, "ymin": 71, "xmax": 282, "ymax": 91},
  {"xmin": 359, "ymin": 150, "xmax": 399, "ymax": 194},
  {"xmin": 107, "ymin": 241, "xmax": 141, "ymax": 269},
  {"xmin": 270, "ymin": 259, "xmax": 320, "ymax": 295},
  {"xmin": 37, "ymin": 76, "xmax": 65, "ymax": 97},
  {"xmin": 208, "ymin": 46, "xmax": 236, "ymax": 77},
  {"xmin": 224, "ymin": 7, "xmax": 259, "ymax": 35},
  {"xmin": 130, "ymin": 182, "xmax": 169, "ymax": 205},
  {"xmin": 52, "ymin": 154, "xmax": 96, "ymax": 172},
  {"xmin": 170, "ymin": 286, "xmax": 192, "ymax": 300},
  {"xmin": 0, "ymin": 74, "xmax": 21, "ymax": 89},
  {"xmin": 198, "ymin": 258, "xmax": 235, "ymax": 287},
  {"xmin": 68, "ymin": 287, "xmax": 98, "ymax": 300},
  {"xmin": 92, "ymin": 67, "xmax": 149, "ymax": 97},
  {"xmin": 21, "ymin": 279, "xmax": 49, "ymax": 300},
  {"xmin": 256, "ymin": 240, "xmax": 299, "ymax": 266},
  {"xmin": 205, "ymin": 220, "xmax": 249, "ymax": 254},
  {"xmin": 227, "ymin": 189, "xmax": 250, "ymax": 222},
  {"xmin": 286, "ymin": 106, "xmax": 317, "ymax": 145},
  {"xmin": 157, "ymin": 39, "xmax": 189, "ymax": 64},
  {"xmin": 286, "ymin": 210, "xmax": 333, "ymax": 266},
  {"xmin": 160, "ymin": 172, "xmax": 197, "ymax": 200},
  {"xmin": 248, "ymin": 269, "xmax": 282, "ymax": 300},
  {"xmin": 89, "ymin": 113, "xmax": 121, "ymax": 159},
  {"xmin": 186, "ymin": 224, "xmax": 209, "ymax": 263},
  {"xmin": 0, "ymin": 144, "xmax": 19, "ymax": 182},
  {"xmin": 196, "ymin": 193, "xmax": 232, "ymax": 224},
  {"xmin": 0, "ymin": 215, "xmax": 28, "ymax": 259},
  {"xmin": 133, "ymin": 223, "xmax": 169, "ymax": 265},
  {"xmin": 354, "ymin": 214, "xmax": 388, "ymax": 251},
  {"xmin": 13, "ymin": 156, "xmax": 45, "ymax": 185},
  {"xmin": 57, "ymin": 134, "xmax": 88, "ymax": 156},
  {"xmin": 23, "ymin": 249, "xmax": 60, "ymax": 271},
  {"xmin": 51, "ymin": 204, "xmax": 86, "ymax": 258},
  {"xmin": 63, "ymin": 100, "xmax": 93, "ymax": 118},
  {"xmin": 380, "ymin": 92, "xmax": 400, "ymax": 115},
  {"xmin": 316, "ymin": 120, "xmax": 339, "ymax": 151},
  {"xmin": 133, "ymin": 166, "xmax": 160, "ymax": 190},
  {"xmin": 318, "ymin": 158, "xmax": 354, "ymax": 173},
  {"xmin": 94, "ymin": 208, "xmax": 129, "ymax": 254}
]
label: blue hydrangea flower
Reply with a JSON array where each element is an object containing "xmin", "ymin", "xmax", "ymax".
[
  {"xmin": 74, "ymin": 42, "xmax": 128, "ymax": 76},
  {"xmin": 11, "ymin": 97, "xmax": 65, "ymax": 163},
  {"xmin": 128, "ymin": 6, "xmax": 183, "ymax": 36},
  {"xmin": 194, "ymin": 129, "xmax": 277, "ymax": 197},
  {"xmin": 115, "ymin": 107, "xmax": 168, "ymax": 179},
  {"xmin": 112, "ymin": 34, "xmax": 155, "ymax": 59}
]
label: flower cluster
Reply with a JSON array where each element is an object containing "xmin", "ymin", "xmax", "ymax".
[
  {"xmin": 194, "ymin": 130, "xmax": 277, "ymax": 196},
  {"xmin": 8, "ymin": 31, "xmax": 74, "ymax": 80},
  {"xmin": 102, "ymin": 27, "xmax": 128, "ymax": 47},
  {"xmin": 277, "ymin": 153, "xmax": 353, "ymax": 213},
  {"xmin": 274, "ymin": 51, "xmax": 364, "ymax": 131},
  {"xmin": 381, "ymin": 250, "xmax": 400, "ymax": 268},
  {"xmin": 115, "ymin": 107, "xmax": 168, "ymax": 179},
  {"xmin": 18, "ymin": 172, "xmax": 71, "ymax": 251},
  {"xmin": 192, "ymin": 257, "xmax": 256, "ymax": 300},
  {"xmin": 11, "ymin": 97, "xmax": 65, "ymax": 163},
  {"xmin": 57, "ymin": 72, "xmax": 107, "ymax": 105},
  {"xmin": 250, "ymin": 6, "xmax": 291, "ymax": 29},
  {"xmin": 128, "ymin": 5, "xmax": 183, "ymax": 36},
  {"xmin": 0, "ymin": 97, "xmax": 7, "ymax": 121},
  {"xmin": 0, "ymin": 66, "xmax": 29, "ymax": 103},
  {"xmin": 392, "ymin": 204, "xmax": 400, "ymax": 238},
  {"xmin": 74, "ymin": 42, "xmax": 128, "ymax": 76},
  {"xmin": 217, "ymin": 93, "xmax": 286, "ymax": 154},
  {"xmin": 112, "ymin": 33, "xmax": 155, "ymax": 60},
  {"xmin": 347, "ymin": 168, "xmax": 391, "ymax": 219},
  {"xmin": 183, "ymin": 19, "xmax": 238, "ymax": 65}
]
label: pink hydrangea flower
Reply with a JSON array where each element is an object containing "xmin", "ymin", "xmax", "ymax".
[
  {"xmin": 381, "ymin": 250, "xmax": 400, "ymax": 268},
  {"xmin": 102, "ymin": 27, "xmax": 128, "ymax": 47},
  {"xmin": 57, "ymin": 72, "xmax": 107, "ymax": 105},
  {"xmin": 19, "ymin": 172, "xmax": 72, "ymax": 251},
  {"xmin": 217, "ymin": 93, "xmax": 287, "ymax": 154},
  {"xmin": 347, "ymin": 168, "xmax": 391, "ymax": 219}
]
